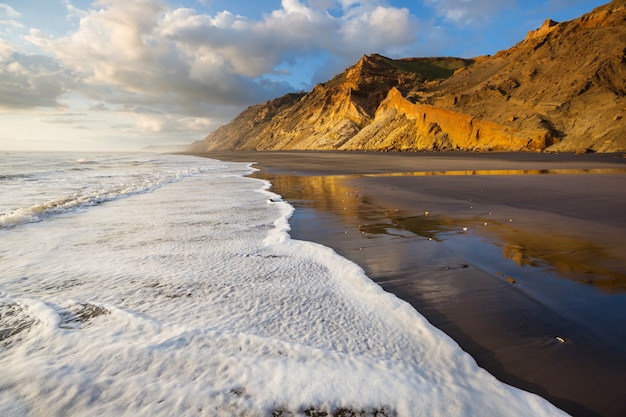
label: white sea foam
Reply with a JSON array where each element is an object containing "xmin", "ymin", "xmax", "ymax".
[
  {"xmin": 0, "ymin": 153, "xmax": 223, "ymax": 228},
  {"xmin": 0, "ymin": 153, "xmax": 569, "ymax": 416}
]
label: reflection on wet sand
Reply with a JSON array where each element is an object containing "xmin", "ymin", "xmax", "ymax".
[
  {"xmin": 391, "ymin": 215, "xmax": 626, "ymax": 293},
  {"xmin": 255, "ymin": 171, "xmax": 626, "ymax": 293},
  {"xmin": 484, "ymin": 224, "xmax": 626, "ymax": 293}
]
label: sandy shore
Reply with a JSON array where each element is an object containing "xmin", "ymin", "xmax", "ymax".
[{"xmin": 196, "ymin": 151, "xmax": 626, "ymax": 417}]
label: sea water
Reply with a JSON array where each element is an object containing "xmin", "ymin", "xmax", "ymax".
[{"xmin": 0, "ymin": 152, "xmax": 568, "ymax": 416}]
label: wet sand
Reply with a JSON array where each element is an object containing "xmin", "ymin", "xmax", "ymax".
[{"xmin": 197, "ymin": 151, "xmax": 626, "ymax": 417}]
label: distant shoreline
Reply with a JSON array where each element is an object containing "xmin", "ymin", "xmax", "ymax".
[{"xmin": 190, "ymin": 150, "xmax": 626, "ymax": 175}]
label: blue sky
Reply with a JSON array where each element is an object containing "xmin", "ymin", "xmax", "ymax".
[{"xmin": 0, "ymin": 0, "xmax": 608, "ymax": 151}]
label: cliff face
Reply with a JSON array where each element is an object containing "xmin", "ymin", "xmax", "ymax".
[
  {"xmin": 339, "ymin": 88, "xmax": 550, "ymax": 151},
  {"xmin": 194, "ymin": 54, "xmax": 472, "ymax": 152},
  {"xmin": 427, "ymin": 0, "xmax": 626, "ymax": 152},
  {"xmin": 194, "ymin": 0, "xmax": 626, "ymax": 153}
]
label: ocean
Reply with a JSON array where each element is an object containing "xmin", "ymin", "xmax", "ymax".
[{"xmin": 0, "ymin": 152, "xmax": 567, "ymax": 416}]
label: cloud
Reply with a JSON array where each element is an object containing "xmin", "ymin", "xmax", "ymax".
[
  {"xmin": 338, "ymin": 6, "xmax": 417, "ymax": 54},
  {"xmin": 424, "ymin": 0, "xmax": 515, "ymax": 25},
  {"xmin": 0, "ymin": 4, "xmax": 21, "ymax": 26},
  {"xmin": 0, "ymin": 5, "xmax": 24, "ymax": 51},
  {"xmin": 27, "ymin": 0, "xmax": 168, "ymax": 89},
  {"xmin": 134, "ymin": 113, "xmax": 217, "ymax": 133},
  {"xmin": 19, "ymin": 0, "xmax": 423, "ymax": 113},
  {"xmin": 27, "ymin": 0, "xmax": 295, "ymax": 113},
  {"xmin": 0, "ymin": 39, "xmax": 14, "ymax": 60},
  {"xmin": 0, "ymin": 52, "xmax": 75, "ymax": 109}
]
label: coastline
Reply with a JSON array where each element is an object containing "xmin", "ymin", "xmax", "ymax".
[{"xmin": 195, "ymin": 151, "xmax": 626, "ymax": 417}]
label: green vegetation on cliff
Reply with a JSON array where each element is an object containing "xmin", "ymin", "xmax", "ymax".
[{"xmin": 381, "ymin": 56, "xmax": 474, "ymax": 81}]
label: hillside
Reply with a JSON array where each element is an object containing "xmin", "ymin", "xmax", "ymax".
[{"xmin": 192, "ymin": 0, "xmax": 626, "ymax": 153}]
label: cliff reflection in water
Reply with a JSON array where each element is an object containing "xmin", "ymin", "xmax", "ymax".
[{"xmin": 254, "ymin": 170, "xmax": 626, "ymax": 293}]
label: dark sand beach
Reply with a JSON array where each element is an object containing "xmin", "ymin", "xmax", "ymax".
[{"xmin": 198, "ymin": 151, "xmax": 626, "ymax": 417}]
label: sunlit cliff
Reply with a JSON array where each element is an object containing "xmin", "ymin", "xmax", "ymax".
[{"xmin": 192, "ymin": 0, "xmax": 626, "ymax": 153}]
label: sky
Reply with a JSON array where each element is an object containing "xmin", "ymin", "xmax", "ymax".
[{"xmin": 0, "ymin": 0, "xmax": 609, "ymax": 151}]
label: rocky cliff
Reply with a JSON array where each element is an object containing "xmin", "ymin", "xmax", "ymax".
[{"xmin": 193, "ymin": 0, "xmax": 626, "ymax": 153}]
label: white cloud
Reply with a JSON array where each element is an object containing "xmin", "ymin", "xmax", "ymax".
[
  {"xmin": 27, "ymin": 1, "xmax": 295, "ymax": 109},
  {"xmin": 338, "ymin": 6, "xmax": 416, "ymax": 53},
  {"xmin": 0, "ymin": 4, "xmax": 24, "ymax": 47},
  {"xmin": 0, "ymin": 3, "xmax": 21, "ymax": 22},
  {"xmin": 136, "ymin": 114, "xmax": 166, "ymax": 133},
  {"xmin": 22, "ymin": 0, "xmax": 422, "ymax": 112},
  {"xmin": 177, "ymin": 116, "xmax": 215, "ymax": 132},
  {"xmin": 0, "ymin": 39, "xmax": 14, "ymax": 60},
  {"xmin": 165, "ymin": 0, "xmax": 417, "ymax": 78},
  {"xmin": 135, "ymin": 113, "xmax": 217, "ymax": 133},
  {"xmin": 0, "ymin": 52, "xmax": 75, "ymax": 109},
  {"xmin": 29, "ymin": 0, "xmax": 167, "ymax": 87}
]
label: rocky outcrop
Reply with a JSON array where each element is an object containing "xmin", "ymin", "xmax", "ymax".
[
  {"xmin": 339, "ymin": 88, "xmax": 549, "ymax": 151},
  {"xmin": 525, "ymin": 19, "xmax": 559, "ymax": 41},
  {"xmin": 193, "ymin": 0, "xmax": 626, "ymax": 153}
]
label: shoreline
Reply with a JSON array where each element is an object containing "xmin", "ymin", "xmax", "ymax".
[{"xmin": 195, "ymin": 151, "xmax": 626, "ymax": 417}]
